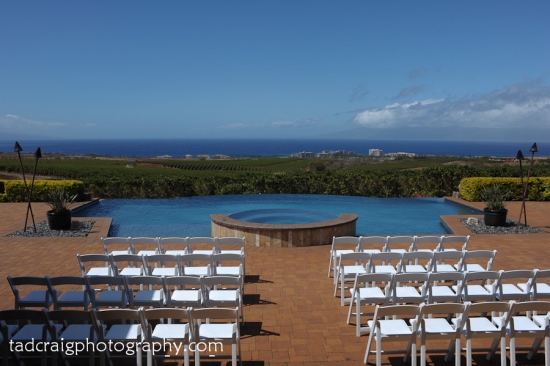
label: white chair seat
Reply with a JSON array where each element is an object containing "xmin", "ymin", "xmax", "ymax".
[
  {"xmin": 134, "ymin": 290, "xmax": 163, "ymax": 303},
  {"xmin": 151, "ymin": 268, "xmax": 178, "ymax": 276},
  {"xmin": 499, "ymin": 284, "xmax": 527, "ymax": 295},
  {"xmin": 111, "ymin": 250, "xmax": 131, "ymax": 256},
  {"xmin": 342, "ymin": 265, "xmax": 367, "ymax": 275},
  {"xmin": 460, "ymin": 317, "xmax": 500, "ymax": 333},
  {"xmin": 371, "ymin": 265, "xmax": 397, "ymax": 274},
  {"xmin": 151, "ymin": 324, "xmax": 188, "ymax": 339},
  {"xmin": 334, "ymin": 249, "xmax": 355, "ymax": 257},
  {"xmin": 96, "ymin": 291, "xmax": 126, "ymax": 304},
  {"xmin": 209, "ymin": 290, "xmax": 239, "ymax": 302},
  {"xmin": 350, "ymin": 287, "xmax": 386, "ymax": 302},
  {"xmin": 215, "ymin": 267, "xmax": 241, "ymax": 276},
  {"xmin": 508, "ymin": 316, "xmax": 543, "ymax": 332},
  {"xmin": 20, "ymin": 290, "xmax": 56, "ymax": 304},
  {"xmin": 454, "ymin": 263, "xmax": 485, "ymax": 272},
  {"xmin": 394, "ymin": 287, "xmax": 423, "ymax": 300},
  {"xmin": 434, "ymin": 264, "xmax": 458, "ymax": 272},
  {"xmin": 458, "ymin": 284, "xmax": 496, "ymax": 299},
  {"xmin": 165, "ymin": 250, "xmax": 187, "ymax": 256},
  {"xmin": 404, "ymin": 265, "xmax": 428, "ymax": 273},
  {"xmin": 105, "ymin": 324, "xmax": 141, "ymax": 340},
  {"xmin": 182, "ymin": 267, "xmax": 209, "ymax": 276},
  {"xmin": 137, "ymin": 250, "xmax": 158, "ymax": 256},
  {"xmin": 0, "ymin": 324, "xmax": 18, "ymax": 343},
  {"xmin": 171, "ymin": 290, "xmax": 201, "ymax": 302},
  {"xmin": 12, "ymin": 324, "xmax": 63, "ymax": 342},
  {"xmin": 191, "ymin": 250, "xmax": 213, "ymax": 255},
  {"xmin": 57, "ymin": 291, "xmax": 88, "ymax": 305},
  {"xmin": 367, "ymin": 319, "xmax": 412, "ymax": 336},
  {"xmin": 430, "ymin": 286, "xmax": 457, "ymax": 299},
  {"xmin": 119, "ymin": 268, "xmax": 143, "ymax": 276},
  {"xmin": 86, "ymin": 268, "xmax": 112, "ymax": 276},
  {"xmin": 199, "ymin": 324, "xmax": 235, "ymax": 339},
  {"xmin": 60, "ymin": 324, "xmax": 99, "ymax": 341},
  {"xmin": 423, "ymin": 318, "xmax": 455, "ymax": 334},
  {"xmin": 533, "ymin": 315, "xmax": 550, "ymax": 327},
  {"xmin": 518, "ymin": 282, "xmax": 550, "ymax": 294}
]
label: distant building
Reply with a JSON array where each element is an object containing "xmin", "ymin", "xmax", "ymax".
[
  {"xmin": 386, "ymin": 152, "xmax": 416, "ymax": 158},
  {"xmin": 369, "ymin": 149, "xmax": 384, "ymax": 157},
  {"xmin": 196, "ymin": 154, "xmax": 210, "ymax": 159},
  {"xmin": 211, "ymin": 154, "xmax": 230, "ymax": 159},
  {"xmin": 291, "ymin": 151, "xmax": 314, "ymax": 158},
  {"xmin": 126, "ymin": 159, "xmax": 138, "ymax": 168},
  {"xmin": 185, "ymin": 154, "xmax": 193, "ymax": 159}
]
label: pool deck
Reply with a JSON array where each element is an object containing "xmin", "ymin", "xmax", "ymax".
[{"xmin": 1, "ymin": 198, "xmax": 550, "ymax": 365}]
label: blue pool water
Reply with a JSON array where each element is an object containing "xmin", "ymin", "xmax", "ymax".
[
  {"xmin": 74, "ymin": 194, "xmax": 480, "ymax": 237},
  {"xmin": 228, "ymin": 209, "xmax": 339, "ymax": 224}
]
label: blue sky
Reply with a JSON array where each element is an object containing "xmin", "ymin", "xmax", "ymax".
[{"xmin": 1, "ymin": 1, "xmax": 549, "ymax": 141}]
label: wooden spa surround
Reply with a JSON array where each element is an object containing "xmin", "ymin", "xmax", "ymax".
[{"xmin": 210, "ymin": 213, "xmax": 358, "ymax": 247}]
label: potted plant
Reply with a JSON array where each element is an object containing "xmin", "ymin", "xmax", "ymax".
[
  {"xmin": 44, "ymin": 188, "xmax": 78, "ymax": 230},
  {"xmin": 479, "ymin": 184, "xmax": 510, "ymax": 227}
]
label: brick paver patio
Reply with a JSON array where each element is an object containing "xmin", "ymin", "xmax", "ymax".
[{"xmin": 1, "ymin": 198, "xmax": 549, "ymax": 365}]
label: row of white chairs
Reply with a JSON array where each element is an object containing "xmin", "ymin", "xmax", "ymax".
[
  {"xmin": 346, "ymin": 269, "xmax": 550, "ymax": 336},
  {"xmin": 334, "ymin": 250, "xmax": 497, "ymax": 301},
  {"xmin": 7, "ymin": 274, "xmax": 244, "ymax": 322},
  {"xmin": 102, "ymin": 236, "xmax": 245, "ymax": 257},
  {"xmin": 328, "ymin": 235, "xmax": 470, "ymax": 280},
  {"xmin": 364, "ymin": 300, "xmax": 550, "ymax": 366},
  {"xmin": 0, "ymin": 306, "xmax": 241, "ymax": 366},
  {"xmin": 77, "ymin": 252, "xmax": 244, "ymax": 280}
]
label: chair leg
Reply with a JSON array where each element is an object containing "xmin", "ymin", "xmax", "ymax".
[
  {"xmin": 500, "ymin": 337, "xmax": 507, "ymax": 366},
  {"xmin": 455, "ymin": 338, "xmax": 461, "ymax": 366},
  {"xmin": 346, "ymin": 294, "xmax": 355, "ymax": 324},
  {"xmin": 421, "ymin": 340, "xmax": 427, "ymax": 366},
  {"xmin": 466, "ymin": 339, "xmax": 472, "ymax": 366},
  {"xmin": 528, "ymin": 337, "xmax": 543, "ymax": 360},
  {"xmin": 232, "ymin": 343, "xmax": 237, "ymax": 366},
  {"xmin": 510, "ymin": 337, "xmax": 516, "ymax": 366},
  {"xmin": 545, "ymin": 335, "xmax": 550, "ymax": 366},
  {"xmin": 364, "ymin": 325, "xmax": 374, "ymax": 364},
  {"xmin": 376, "ymin": 330, "xmax": 382, "ymax": 366},
  {"xmin": 411, "ymin": 341, "xmax": 417, "ymax": 366},
  {"xmin": 328, "ymin": 256, "xmax": 333, "ymax": 277}
]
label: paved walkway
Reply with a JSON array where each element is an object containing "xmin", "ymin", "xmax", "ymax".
[{"xmin": 1, "ymin": 198, "xmax": 549, "ymax": 365}]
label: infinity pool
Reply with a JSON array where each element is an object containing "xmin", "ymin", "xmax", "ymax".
[{"xmin": 74, "ymin": 194, "xmax": 480, "ymax": 237}]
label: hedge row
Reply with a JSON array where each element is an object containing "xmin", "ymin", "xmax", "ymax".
[
  {"xmin": 459, "ymin": 177, "xmax": 550, "ymax": 201},
  {"xmin": 0, "ymin": 180, "xmax": 85, "ymax": 203}
]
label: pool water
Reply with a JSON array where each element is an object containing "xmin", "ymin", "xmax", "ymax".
[
  {"xmin": 228, "ymin": 209, "xmax": 339, "ymax": 224},
  {"xmin": 74, "ymin": 194, "xmax": 480, "ymax": 237}
]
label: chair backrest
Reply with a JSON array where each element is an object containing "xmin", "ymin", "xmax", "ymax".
[
  {"xmin": 509, "ymin": 300, "xmax": 550, "ymax": 318},
  {"xmin": 419, "ymin": 302, "xmax": 469, "ymax": 327},
  {"xmin": 190, "ymin": 307, "xmax": 239, "ymax": 324},
  {"xmin": 358, "ymin": 236, "xmax": 388, "ymax": 253},
  {"xmin": 144, "ymin": 254, "xmax": 181, "ymax": 274},
  {"xmin": 202, "ymin": 275, "xmax": 242, "ymax": 289},
  {"xmin": 180, "ymin": 253, "xmax": 213, "ymax": 266},
  {"xmin": 163, "ymin": 275, "xmax": 203, "ymax": 289},
  {"xmin": 392, "ymin": 272, "xmax": 429, "ymax": 301},
  {"xmin": 399, "ymin": 251, "xmax": 434, "ymax": 272},
  {"xmin": 457, "ymin": 250, "xmax": 497, "ymax": 272},
  {"xmin": 158, "ymin": 237, "xmax": 188, "ymax": 253},
  {"xmin": 86, "ymin": 275, "xmax": 127, "ymax": 289},
  {"xmin": 495, "ymin": 269, "xmax": 537, "ymax": 298},
  {"xmin": 187, "ymin": 237, "xmax": 216, "ymax": 253},
  {"xmin": 101, "ymin": 237, "xmax": 133, "ymax": 254},
  {"xmin": 385, "ymin": 236, "xmax": 415, "ymax": 252},
  {"xmin": 216, "ymin": 237, "xmax": 245, "ymax": 254},
  {"xmin": 337, "ymin": 252, "xmax": 372, "ymax": 268},
  {"xmin": 7, "ymin": 276, "xmax": 53, "ymax": 309},
  {"xmin": 92, "ymin": 308, "xmax": 141, "ymax": 324},
  {"xmin": 77, "ymin": 253, "xmax": 117, "ymax": 276},
  {"xmin": 426, "ymin": 271, "xmax": 464, "ymax": 303},
  {"xmin": 46, "ymin": 309, "xmax": 95, "ymax": 325},
  {"xmin": 429, "ymin": 251, "xmax": 465, "ymax": 272},
  {"xmin": 411, "ymin": 236, "xmax": 443, "ymax": 252},
  {"xmin": 130, "ymin": 237, "xmax": 161, "ymax": 255},
  {"xmin": 438, "ymin": 235, "xmax": 469, "ymax": 251},
  {"xmin": 110, "ymin": 254, "xmax": 147, "ymax": 269},
  {"xmin": 372, "ymin": 304, "xmax": 421, "ymax": 324},
  {"xmin": 125, "ymin": 275, "xmax": 166, "ymax": 289},
  {"xmin": 0, "ymin": 308, "xmax": 53, "ymax": 331},
  {"xmin": 45, "ymin": 276, "xmax": 92, "ymax": 306},
  {"xmin": 332, "ymin": 236, "xmax": 360, "ymax": 252},
  {"xmin": 367, "ymin": 252, "xmax": 403, "ymax": 273}
]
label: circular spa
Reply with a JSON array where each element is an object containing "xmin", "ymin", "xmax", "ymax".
[{"xmin": 211, "ymin": 208, "xmax": 358, "ymax": 248}]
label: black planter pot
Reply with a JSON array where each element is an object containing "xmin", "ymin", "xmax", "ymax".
[
  {"xmin": 46, "ymin": 210, "xmax": 72, "ymax": 230},
  {"xmin": 483, "ymin": 208, "xmax": 508, "ymax": 227}
]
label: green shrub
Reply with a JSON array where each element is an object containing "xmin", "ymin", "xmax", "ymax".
[
  {"xmin": 459, "ymin": 177, "xmax": 550, "ymax": 201},
  {"xmin": 4, "ymin": 180, "xmax": 85, "ymax": 202}
]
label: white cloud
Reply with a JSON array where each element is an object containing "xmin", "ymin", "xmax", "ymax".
[
  {"xmin": 1, "ymin": 114, "xmax": 69, "ymax": 129},
  {"xmin": 353, "ymin": 81, "xmax": 550, "ymax": 129},
  {"xmin": 271, "ymin": 121, "xmax": 295, "ymax": 127}
]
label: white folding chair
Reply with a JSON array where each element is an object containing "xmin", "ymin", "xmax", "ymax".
[
  {"xmin": 438, "ymin": 235, "xmax": 469, "ymax": 252},
  {"xmin": 426, "ymin": 272, "xmax": 464, "ymax": 304},
  {"xmin": 410, "ymin": 236, "xmax": 442, "ymax": 253},
  {"xmin": 125, "ymin": 276, "xmax": 166, "ymax": 309},
  {"xmin": 101, "ymin": 237, "xmax": 133, "ymax": 255},
  {"xmin": 180, "ymin": 253, "xmax": 212, "ymax": 277},
  {"xmin": 202, "ymin": 275, "xmax": 244, "ymax": 323},
  {"xmin": 457, "ymin": 271, "xmax": 500, "ymax": 303},
  {"xmin": 110, "ymin": 254, "xmax": 147, "ymax": 277},
  {"xmin": 428, "ymin": 251, "xmax": 464, "ymax": 273},
  {"xmin": 130, "ymin": 237, "xmax": 161, "ymax": 256},
  {"xmin": 391, "ymin": 272, "xmax": 429, "ymax": 305},
  {"xmin": 7, "ymin": 276, "xmax": 60, "ymax": 310},
  {"xmin": 163, "ymin": 276, "xmax": 203, "ymax": 308},
  {"xmin": 86, "ymin": 275, "xmax": 129, "ymax": 309},
  {"xmin": 190, "ymin": 307, "xmax": 242, "ymax": 366},
  {"xmin": 366, "ymin": 252, "xmax": 402, "ymax": 274},
  {"xmin": 385, "ymin": 236, "xmax": 415, "ymax": 254},
  {"xmin": 519, "ymin": 269, "xmax": 550, "ymax": 302},
  {"xmin": 46, "ymin": 276, "xmax": 93, "ymax": 311},
  {"xmin": 77, "ymin": 254, "xmax": 117, "ymax": 277},
  {"xmin": 187, "ymin": 237, "xmax": 217, "ymax": 255},
  {"xmin": 159, "ymin": 237, "xmax": 188, "ymax": 255},
  {"xmin": 505, "ymin": 301, "xmax": 550, "ymax": 366},
  {"xmin": 364, "ymin": 304, "xmax": 420, "ymax": 366},
  {"xmin": 144, "ymin": 254, "xmax": 181, "ymax": 277},
  {"xmin": 328, "ymin": 236, "xmax": 361, "ymax": 281},
  {"xmin": 140, "ymin": 308, "xmax": 191, "ymax": 366},
  {"xmin": 46, "ymin": 309, "xmax": 99, "ymax": 366},
  {"xmin": 418, "ymin": 302, "xmax": 469, "ymax": 366},
  {"xmin": 358, "ymin": 236, "xmax": 387, "ymax": 254},
  {"xmin": 455, "ymin": 250, "xmax": 497, "ymax": 272},
  {"xmin": 347, "ymin": 273, "xmax": 393, "ymax": 337},
  {"xmin": 334, "ymin": 252, "xmax": 370, "ymax": 306},
  {"xmin": 398, "ymin": 251, "xmax": 434, "ymax": 273},
  {"xmin": 458, "ymin": 301, "xmax": 511, "ymax": 366},
  {"xmin": 216, "ymin": 237, "xmax": 246, "ymax": 276},
  {"xmin": 494, "ymin": 269, "xmax": 537, "ymax": 302},
  {"xmin": 92, "ymin": 308, "xmax": 143, "ymax": 366}
]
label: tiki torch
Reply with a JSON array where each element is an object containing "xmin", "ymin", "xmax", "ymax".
[{"xmin": 24, "ymin": 147, "xmax": 41, "ymax": 232}]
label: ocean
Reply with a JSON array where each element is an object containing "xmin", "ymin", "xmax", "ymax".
[{"xmin": 0, "ymin": 139, "xmax": 546, "ymax": 158}]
